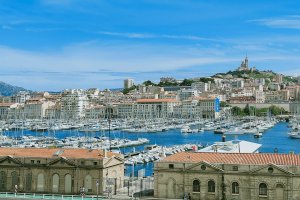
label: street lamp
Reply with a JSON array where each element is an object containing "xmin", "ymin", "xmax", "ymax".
[{"xmin": 96, "ymin": 180, "xmax": 99, "ymax": 200}]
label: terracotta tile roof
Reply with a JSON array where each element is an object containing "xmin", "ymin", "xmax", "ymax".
[
  {"xmin": 137, "ymin": 98, "xmax": 179, "ymax": 103},
  {"xmin": 0, "ymin": 103, "xmax": 14, "ymax": 107},
  {"xmin": 161, "ymin": 152, "xmax": 300, "ymax": 166},
  {"xmin": 0, "ymin": 148, "xmax": 119, "ymax": 159},
  {"xmin": 191, "ymin": 97, "xmax": 214, "ymax": 101}
]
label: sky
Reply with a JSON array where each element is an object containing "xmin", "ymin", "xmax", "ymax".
[{"xmin": 1, "ymin": 0, "xmax": 300, "ymax": 91}]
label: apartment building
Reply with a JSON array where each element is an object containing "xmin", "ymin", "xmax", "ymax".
[{"xmin": 60, "ymin": 89, "xmax": 89, "ymax": 119}]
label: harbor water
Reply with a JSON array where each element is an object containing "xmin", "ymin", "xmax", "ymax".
[{"xmin": 2, "ymin": 122, "xmax": 298, "ymax": 177}]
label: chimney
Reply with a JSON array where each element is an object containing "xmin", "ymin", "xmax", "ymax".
[{"xmin": 103, "ymin": 149, "xmax": 107, "ymax": 158}]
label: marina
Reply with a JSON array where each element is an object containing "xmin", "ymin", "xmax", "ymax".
[{"xmin": 0, "ymin": 117, "xmax": 298, "ymax": 176}]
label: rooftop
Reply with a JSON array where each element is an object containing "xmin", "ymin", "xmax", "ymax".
[
  {"xmin": 161, "ymin": 152, "xmax": 300, "ymax": 166},
  {"xmin": 0, "ymin": 148, "xmax": 119, "ymax": 159},
  {"xmin": 198, "ymin": 140, "xmax": 261, "ymax": 153},
  {"xmin": 137, "ymin": 98, "xmax": 179, "ymax": 103},
  {"xmin": 0, "ymin": 103, "xmax": 15, "ymax": 107}
]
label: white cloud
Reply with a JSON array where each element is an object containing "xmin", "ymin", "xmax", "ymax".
[
  {"xmin": 1, "ymin": 25, "xmax": 12, "ymax": 30},
  {"xmin": 98, "ymin": 31, "xmax": 216, "ymax": 41},
  {"xmin": 1, "ymin": 37, "xmax": 300, "ymax": 91},
  {"xmin": 0, "ymin": 42, "xmax": 239, "ymax": 90},
  {"xmin": 250, "ymin": 16, "xmax": 300, "ymax": 29},
  {"xmin": 98, "ymin": 31, "xmax": 155, "ymax": 39}
]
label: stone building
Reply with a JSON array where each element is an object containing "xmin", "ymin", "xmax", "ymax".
[
  {"xmin": 154, "ymin": 152, "xmax": 300, "ymax": 200},
  {"xmin": 134, "ymin": 99, "xmax": 179, "ymax": 119},
  {"xmin": 0, "ymin": 103, "xmax": 16, "ymax": 120},
  {"xmin": 24, "ymin": 98, "xmax": 55, "ymax": 119},
  {"xmin": 0, "ymin": 148, "xmax": 124, "ymax": 195}
]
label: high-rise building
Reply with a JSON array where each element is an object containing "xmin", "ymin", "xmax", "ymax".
[
  {"xmin": 60, "ymin": 89, "xmax": 89, "ymax": 119},
  {"xmin": 124, "ymin": 79, "xmax": 134, "ymax": 89}
]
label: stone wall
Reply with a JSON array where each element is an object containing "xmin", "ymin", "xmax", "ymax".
[{"xmin": 154, "ymin": 162, "xmax": 300, "ymax": 200}]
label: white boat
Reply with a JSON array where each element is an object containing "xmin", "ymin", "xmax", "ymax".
[
  {"xmin": 78, "ymin": 125, "xmax": 101, "ymax": 132},
  {"xmin": 225, "ymin": 127, "xmax": 244, "ymax": 135},
  {"xmin": 254, "ymin": 131, "xmax": 263, "ymax": 138},
  {"xmin": 243, "ymin": 128, "xmax": 259, "ymax": 134},
  {"xmin": 214, "ymin": 127, "xmax": 226, "ymax": 134},
  {"xmin": 181, "ymin": 125, "xmax": 190, "ymax": 133},
  {"xmin": 181, "ymin": 125, "xmax": 198, "ymax": 133},
  {"xmin": 288, "ymin": 131, "xmax": 300, "ymax": 139}
]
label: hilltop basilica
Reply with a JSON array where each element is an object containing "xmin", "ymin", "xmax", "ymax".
[{"xmin": 237, "ymin": 56, "xmax": 256, "ymax": 71}]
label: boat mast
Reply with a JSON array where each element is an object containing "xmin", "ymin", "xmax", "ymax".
[{"xmin": 109, "ymin": 107, "xmax": 111, "ymax": 152}]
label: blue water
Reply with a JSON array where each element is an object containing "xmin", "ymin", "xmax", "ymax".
[{"xmin": 4, "ymin": 122, "xmax": 300, "ymax": 177}]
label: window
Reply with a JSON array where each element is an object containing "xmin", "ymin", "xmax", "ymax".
[
  {"xmin": 268, "ymin": 167, "xmax": 274, "ymax": 173},
  {"xmin": 94, "ymin": 162, "xmax": 98, "ymax": 166},
  {"xmin": 259, "ymin": 183, "xmax": 267, "ymax": 196},
  {"xmin": 0, "ymin": 171, "xmax": 6, "ymax": 191},
  {"xmin": 232, "ymin": 182, "xmax": 239, "ymax": 194},
  {"xmin": 25, "ymin": 173, "xmax": 32, "ymax": 191},
  {"xmin": 201, "ymin": 165, "xmax": 206, "ymax": 170},
  {"xmin": 193, "ymin": 180, "xmax": 200, "ymax": 192},
  {"xmin": 208, "ymin": 180, "xmax": 215, "ymax": 193},
  {"xmin": 232, "ymin": 166, "xmax": 238, "ymax": 171},
  {"xmin": 31, "ymin": 160, "xmax": 34, "ymax": 164},
  {"xmin": 37, "ymin": 160, "xmax": 41, "ymax": 164},
  {"xmin": 11, "ymin": 171, "xmax": 18, "ymax": 190},
  {"xmin": 169, "ymin": 164, "xmax": 174, "ymax": 169}
]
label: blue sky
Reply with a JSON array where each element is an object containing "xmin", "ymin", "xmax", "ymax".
[{"xmin": 1, "ymin": 0, "xmax": 300, "ymax": 91}]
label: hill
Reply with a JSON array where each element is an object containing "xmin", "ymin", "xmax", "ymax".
[
  {"xmin": 0, "ymin": 81, "xmax": 28, "ymax": 96},
  {"xmin": 213, "ymin": 69, "xmax": 297, "ymax": 84}
]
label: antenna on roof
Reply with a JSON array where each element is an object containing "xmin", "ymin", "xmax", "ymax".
[{"xmin": 53, "ymin": 149, "xmax": 64, "ymax": 156}]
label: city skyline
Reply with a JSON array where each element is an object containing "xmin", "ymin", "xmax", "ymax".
[{"xmin": 1, "ymin": 0, "xmax": 300, "ymax": 91}]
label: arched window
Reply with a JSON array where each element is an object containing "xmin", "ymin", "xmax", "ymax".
[
  {"xmin": 0, "ymin": 171, "xmax": 6, "ymax": 191},
  {"xmin": 11, "ymin": 171, "xmax": 18, "ymax": 190},
  {"xmin": 84, "ymin": 175, "xmax": 92, "ymax": 192},
  {"xmin": 52, "ymin": 174, "xmax": 59, "ymax": 193},
  {"xmin": 65, "ymin": 174, "xmax": 72, "ymax": 193},
  {"xmin": 232, "ymin": 182, "xmax": 239, "ymax": 194},
  {"xmin": 37, "ymin": 173, "xmax": 45, "ymax": 192},
  {"xmin": 25, "ymin": 173, "xmax": 32, "ymax": 191},
  {"xmin": 259, "ymin": 183, "xmax": 267, "ymax": 196},
  {"xmin": 208, "ymin": 180, "xmax": 215, "ymax": 193},
  {"xmin": 193, "ymin": 179, "xmax": 200, "ymax": 192}
]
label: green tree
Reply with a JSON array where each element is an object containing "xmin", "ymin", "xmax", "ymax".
[
  {"xmin": 243, "ymin": 104, "xmax": 250, "ymax": 116},
  {"xmin": 143, "ymin": 80, "xmax": 156, "ymax": 86},
  {"xmin": 199, "ymin": 77, "xmax": 215, "ymax": 83},
  {"xmin": 220, "ymin": 101, "xmax": 229, "ymax": 107},
  {"xmin": 158, "ymin": 81, "xmax": 178, "ymax": 87},
  {"xmin": 122, "ymin": 85, "xmax": 137, "ymax": 94},
  {"xmin": 231, "ymin": 106, "xmax": 243, "ymax": 116},
  {"xmin": 179, "ymin": 79, "xmax": 194, "ymax": 86},
  {"xmin": 269, "ymin": 105, "xmax": 286, "ymax": 116}
]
